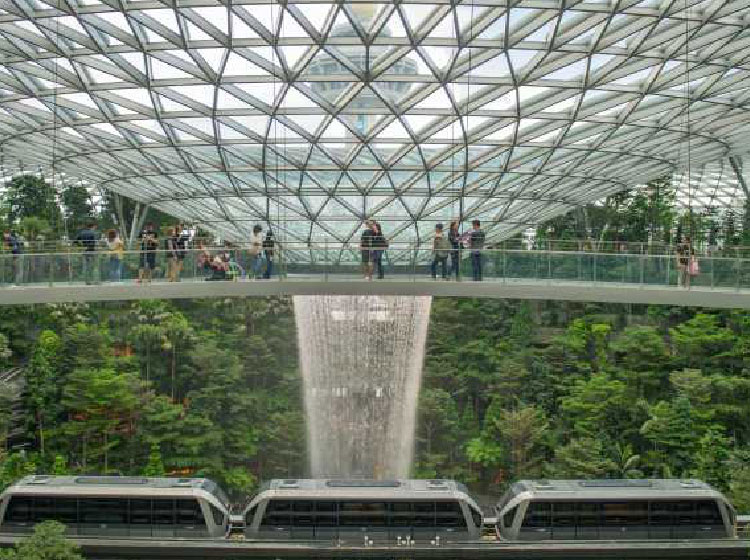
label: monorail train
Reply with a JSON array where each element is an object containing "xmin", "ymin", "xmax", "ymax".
[
  {"xmin": 495, "ymin": 479, "xmax": 737, "ymax": 541},
  {"xmin": 0, "ymin": 475, "xmax": 230, "ymax": 538},
  {"xmin": 242, "ymin": 479, "xmax": 483, "ymax": 543}
]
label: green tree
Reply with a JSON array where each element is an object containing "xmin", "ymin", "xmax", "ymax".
[
  {"xmin": 60, "ymin": 367, "xmax": 141, "ymax": 472},
  {"xmin": 24, "ymin": 331, "xmax": 62, "ymax": 457},
  {"xmin": 142, "ymin": 443, "xmax": 166, "ymax": 476},
  {"xmin": 0, "ymin": 520, "xmax": 83, "ymax": 560},
  {"xmin": 1, "ymin": 175, "xmax": 60, "ymax": 230}
]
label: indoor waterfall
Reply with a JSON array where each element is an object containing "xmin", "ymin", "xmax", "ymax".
[{"xmin": 293, "ymin": 295, "xmax": 432, "ymax": 479}]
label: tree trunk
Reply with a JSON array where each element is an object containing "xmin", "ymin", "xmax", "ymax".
[{"xmin": 171, "ymin": 342, "xmax": 177, "ymax": 401}]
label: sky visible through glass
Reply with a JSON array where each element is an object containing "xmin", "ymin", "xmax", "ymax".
[{"xmin": 0, "ymin": 0, "xmax": 747, "ymax": 245}]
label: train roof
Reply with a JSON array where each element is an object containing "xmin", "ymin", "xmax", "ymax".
[
  {"xmin": 2, "ymin": 475, "xmax": 231, "ymax": 509},
  {"xmin": 260, "ymin": 479, "xmax": 470, "ymax": 494},
  {"xmin": 500, "ymin": 479, "xmax": 725, "ymax": 503},
  {"xmin": 10, "ymin": 475, "xmax": 212, "ymax": 489}
]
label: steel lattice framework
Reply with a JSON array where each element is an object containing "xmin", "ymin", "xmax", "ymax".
[{"xmin": 0, "ymin": 0, "xmax": 748, "ymax": 244}]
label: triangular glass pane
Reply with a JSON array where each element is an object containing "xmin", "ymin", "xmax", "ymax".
[
  {"xmin": 223, "ymin": 51, "xmax": 268, "ymax": 76},
  {"xmin": 296, "ymin": 3, "xmax": 333, "ymax": 33},
  {"xmin": 235, "ymin": 83, "xmax": 278, "ymax": 105},
  {"xmin": 280, "ymin": 10, "xmax": 308, "ymax": 38},
  {"xmin": 376, "ymin": 119, "xmax": 409, "ymax": 139},
  {"xmin": 230, "ymin": 12, "xmax": 260, "ymax": 38}
]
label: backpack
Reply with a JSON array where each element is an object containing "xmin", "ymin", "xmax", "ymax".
[{"xmin": 435, "ymin": 235, "xmax": 451, "ymax": 257}]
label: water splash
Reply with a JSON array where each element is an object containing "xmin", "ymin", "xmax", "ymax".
[{"xmin": 293, "ymin": 295, "xmax": 432, "ymax": 479}]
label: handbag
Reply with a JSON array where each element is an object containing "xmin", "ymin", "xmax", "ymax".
[{"xmin": 689, "ymin": 256, "xmax": 700, "ymax": 276}]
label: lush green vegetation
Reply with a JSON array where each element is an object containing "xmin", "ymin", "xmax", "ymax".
[
  {"xmin": 1, "ymin": 296, "xmax": 750, "ymax": 511},
  {"xmin": 0, "ymin": 298, "xmax": 304, "ymax": 500},
  {"xmin": 418, "ymin": 299, "xmax": 750, "ymax": 511},
  {"xmin": 0, "ymin": 521, "xmax": 83, "ymax": 560}
]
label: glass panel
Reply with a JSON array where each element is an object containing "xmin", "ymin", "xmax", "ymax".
[
  {"xmin": 602, "ymin": 502, "xmax": 648, "ymax": 525},
  {"xmin": 523, "ymin": 501, "xmax": 551, "ymax": 528},
  {"xmin": 552, "ymin": 501, "xmax": 576, "ymax": 527},
  {"xmin": 176, "ymin": 499, "xmax": 205, "ymax": 526},
  {"xmin": 130, "ymin": 499, "xmax": 152, "ymax": 525},
  {"xmin": 5, "ymin": 497, "xmax": 32, "ymax": 522},
  {"xmin": 153, "ymin": 499, "xmax": 175, "ymax": 525}
]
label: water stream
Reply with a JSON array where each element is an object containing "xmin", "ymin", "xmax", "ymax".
[{"xmin": 293, "ymin": 295, "xmax": 432, "ymax": 479}]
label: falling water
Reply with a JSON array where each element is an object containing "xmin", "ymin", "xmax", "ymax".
[{"xmin": 293, "ymin": 295, "xmax": 432, "ymax": 479}]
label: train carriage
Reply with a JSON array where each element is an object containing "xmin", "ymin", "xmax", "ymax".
[
  {"xmin": 0, "ymin": 475, "xmax": 230, "ymax": 538},
  {"xmin": 496, "ymin": 479, "xmax": 736, "ymax": 541},
  {"xmin": 242, "ymin": 479, "xmax": 483, "ymax": 544}
]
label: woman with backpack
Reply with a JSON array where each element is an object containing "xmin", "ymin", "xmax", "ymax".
[{"xmin": 431, "ymin": 223, "xmax": 451, "ymax": 279}]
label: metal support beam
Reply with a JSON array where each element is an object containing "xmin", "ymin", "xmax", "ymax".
[{"xmin": 729, "ymin": 156, "xmax": 750, "ymax": 198}]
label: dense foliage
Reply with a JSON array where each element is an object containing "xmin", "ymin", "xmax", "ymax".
[
  {"xmin": 0, "ymin": 298, "xmax": 304, "ymax": 501},
  {"xmin": 417, "ymin": 299, "xmax": 750, "ymax": 510},
  {"xmin": 0, "ymin": 521, "xmax": 83, "ymax": 560},
  {"xmin": 1, "ymin": 295, "xmax": 750, "ymax": 511}
]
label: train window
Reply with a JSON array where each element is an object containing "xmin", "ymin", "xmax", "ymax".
[
  {"xmin": 245, "ymin": 505, "xmax": 257, "ymax": 525},
  {"xmin": 153, "ymin": 499, "xmax": 176, "ymax": 525},
  {"xmin": 552, "ymin": 502, "xmax": 576, "ymax": 527},
  {"xmin": 314, "ymin": 501, "xmax": 337, "ymax": 527},
  {"xmin": 291, "ymin": 501, "xmax": 314, "ymax": 527},
  {"xmin": 503, "ymin": 506, "xmax": 517, "ymax": 528},
  {"xmin": 435, "ymin": 501, "xmax": 466, "ymax": 528},
  {"xmin": 208, "ymin": 504, "xmax": 224, "ymax": 526},
  {"xmin": 176, "ymin": 499, "xmax": 204, "ymax": 526},
  {"xmin": 696, "ymin": 501, "xmax": 722, "ymax": 525},
  {"xmin": 31, "ymin": 497, "xmax": 54, "ymax": 522},
  {"xmin": 649, "ymin": 501, "xmax": 673, "ymax": 525},
  {"xmin": 261, "ymin": 501, "xmax": 291, "ymax": 527},
  {"xmin": 471, "ymin": 506, "xmax": 483, "ymax": 529},
  {"xmin": 339, "ymin": 501, "xmax": 388, "ymax": 526},
  {"xmin": 602, "ymin": 502, "xmax": 648, "ymax": 525},
  {"xmin": 390, "ymin": 501, "xmax": 412, "ymax": 527},
  {"xmin": 55, "ymin": 498, "xmax": 78, "ymax": 524},
  {"xmin": 673, "ymin": 501, "xmax": 696, "ymax": 525},
  {"xmin": 5, "ymin": 496, "xmax": 32, "ymax": 522},
  {"xmin": 578, "ymin": 502, "xmax": 601, "ymax": 526},
  {"xmin": 130, "ymin": 499, "xmax": 152, "ymax": 525},
  {"xmin": 78, "ymin": 498, "xmax": 127, "ymax": 524},
  {"xmin": 413, "ymin": 502, "xmax": 435, "ymax": 527},
  {"xmin": 522, "ymin": 501, "xmax": 551, "ymax": 528}
]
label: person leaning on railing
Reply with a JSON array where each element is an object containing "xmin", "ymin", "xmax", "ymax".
[
  {"xmin": 106, "ymin": 229, "xmax": 124, "ymax": 282},
  {"xmin": 431, "ymin": 224, "xmax": 450, "ymax": 280},
  {"xmin": 448, "ymin": 221, "xmax": 460, "ymax": 280}
]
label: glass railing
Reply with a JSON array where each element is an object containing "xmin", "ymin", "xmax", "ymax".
[
  {"xmin": 1, "ymin": 245, "xmax": 749, "ymax": 290},
  {"xmin": 6, "ymin": 237, "xmax": 750, "ymax": 258}
]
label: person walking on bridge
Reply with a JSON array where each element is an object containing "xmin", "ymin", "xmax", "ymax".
[
  {"xmin": 75, "ymin": 222, "xmax": 99, "ymax": 285},
  {"xmin": 448, "ymin": 221, "xmax": 460, "ymax": 280},
  {"xmin": 431, "ymin": 223, "xmax": 450, "ymax": 280},
  {"xmin": 371, "ymin": 222, "xmax": 387, "ymax": 279},
  {"xmin": 469, "ymin": 219, "xmax": 485, "ymax": 281},
  {"xmin": 249, "ymin": 225, "xmax": 264, "ymax": 279},
  {"xmin": 360, "ymin": 220, "xmax": 374, "ymax": 280}
]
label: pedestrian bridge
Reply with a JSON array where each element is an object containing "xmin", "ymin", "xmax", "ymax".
[{"xmin": 1, "ymin": 246, "xmax": 749, "ymax": 308}]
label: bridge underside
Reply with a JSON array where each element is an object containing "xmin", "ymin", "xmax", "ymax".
[{"xmin": 1, "ymin": 277, "xmax": 749, "ymax": 309}]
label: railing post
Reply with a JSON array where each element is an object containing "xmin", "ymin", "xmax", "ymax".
[
  {"xmin": 640, "ymin": 253, "xmax": 644, "ymax": 286},
  {"xmin": 324, "ymin": 239, "xmax": 329, "ymax": 282},
  {"xmin": 48, "ymin": 254, "xmax": 54, "ymax": 287}
]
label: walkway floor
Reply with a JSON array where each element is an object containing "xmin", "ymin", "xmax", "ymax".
[{"xmin": 1, "ymin": 274, "xmax": 749, "ymax": 308}]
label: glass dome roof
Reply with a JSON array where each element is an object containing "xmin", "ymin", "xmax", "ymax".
[{"xmin": 0, "ymin": 0, "xmax": 747, "ymax": 244}]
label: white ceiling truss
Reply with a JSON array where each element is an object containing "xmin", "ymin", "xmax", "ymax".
[{"xmin": 0, "ymin": 0, "xmax": 748, "ymax": 247}]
